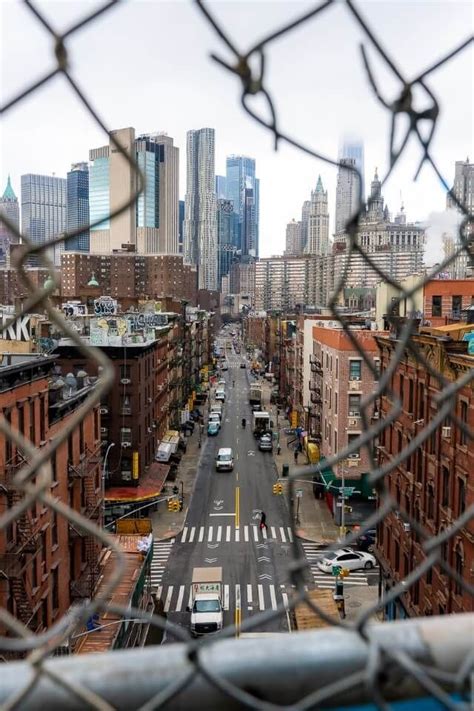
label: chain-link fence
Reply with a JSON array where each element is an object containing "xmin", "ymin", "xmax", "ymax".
[{"xmin": 1, "ymin": 0, "xmax": 473, "ymax": 709}]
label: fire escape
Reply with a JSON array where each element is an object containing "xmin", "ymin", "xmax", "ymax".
[
  {"xmin": 68, "ymin": 445, "xmax": 103, "ymax": 600},
  {"xmin": 0, "ymin": 452, "xmax": 41, "ymax": 628},
  {"xmin": 308, "ymin": 355, "xmax": 323, "ymax": 442}
]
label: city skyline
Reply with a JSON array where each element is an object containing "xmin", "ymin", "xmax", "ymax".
[{"xmin": 2, "ymin": 1, "xmax": 471, "ymax": 259}]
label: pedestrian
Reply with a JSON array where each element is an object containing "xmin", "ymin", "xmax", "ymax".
[
  {"xmin": 277, "ymin": 443, "xmax": 281, "ymax": 455},
  {"xmin": 260, "ymin": 510, "xmax": 267, "ymax": 530},
  {"xmin": 294, "ymin": 449, "xmax": 298, "ymax": 464}
]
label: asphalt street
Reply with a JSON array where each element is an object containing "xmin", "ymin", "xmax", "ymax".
[{"xmin": 159, "ymin": 336, "xmax": 305, "ymax": 640}]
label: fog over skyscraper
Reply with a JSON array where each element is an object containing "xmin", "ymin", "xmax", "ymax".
[
  {"xmin": 340, "ymin": 137, "xmax": 365, "ymax": 199},
  {"xmin": 184, "ymin": 128, "xmax": 218, "ymax": 290},
  {"xmin": 335, "ymin": 157, "xmax": 360, "ymax": 235}
]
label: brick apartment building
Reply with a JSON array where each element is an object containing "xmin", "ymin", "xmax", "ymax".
[
  {"xmin": 59, "ymin": 251, "xmax": 196, "ymax": 305},
  {"xmin": 376, "ymin": 323, "xmax": 473, "ymax": 618},
  {"xmin": 423, "ymin": 278, "xmax": 474, "ymax": 327},
  {"xmin": 0, "ymin": 354, "xmax": 102, "ymax": 647},
  {"xmin": 310, "ymin": 325, "xmax": 383, "ymax": 510},
  {"xmin": 0, "ymin": 267, "xmax": 51, "ymax": 307}
]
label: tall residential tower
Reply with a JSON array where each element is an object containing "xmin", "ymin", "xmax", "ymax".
[
  {"xmin": 184, "ymin": 128, "xmax": 218, "ymax": 290},
  {"xmin": 21, "ymin": 173, "xmax": 67, "ymax": 265}
]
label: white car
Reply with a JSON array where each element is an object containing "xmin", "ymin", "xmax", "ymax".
[
  {"xmin": 317, "ymin": 548, "xmax": 376, "ymax": 574},
  {"xmin": 218, "ymin": 380, "xmax": 226, "ymax": 387},
  {"xmin": 208, "ymin": 413, "xmax": 221, "ymax": 428},
  {"xmin": 215, "ymin": 390, "xmax": 225, "ymax": 401}
]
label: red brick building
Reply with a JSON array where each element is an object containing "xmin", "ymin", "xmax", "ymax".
[
  {"xmin": 376, "ymin": 323, "xmax": 473, "ymax": 618},
  {"xmin": 423, "ymin": 278, "xmax": 474, "ymax": 327},
  {"xmin": 0, "ymin": 354, "xmax": 102, "ymax": 646}
]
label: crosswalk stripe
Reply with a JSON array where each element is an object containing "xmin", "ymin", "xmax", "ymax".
[
  {"xmin": 181, "ymin": 527, "xmax": 188, "ymax": 543},
  {"xmin": 269, "ymin": 585, "xmax": 277, "ymax": 610},
  {"xmin": 164, "ymin": 586, "xmax": 173, "ymax": 612},
  {"xmin": 208, "ymin": 526, "xmax": 213, "ymax": 542},
  {"xmin": 282, "ymin": 591, "xmax": 289, "ymax": 610},
  {"xmin": 258, "ymin": 584, "xmax": 265, "ymax": 611},
  {"xmin": 252, "ymin": 525, "xmax": 258, "ymax": 542},
  {"xmin": 224, "ymin": 585, "xmax": 230, "ymax": 611},
  {"xmin": 157, "ymin": 585, "xmax": 162, "ymax": 599},
  {"xmin": 244, "ymin": 525, "xmax": 249, "ymax": 542},
  {"xmin": 188, "ymin": 527, "xmax": 195, "ymax": 543},
  {"xmin": 188, "ymin": 587, "xmax": 193, "ymax": 609},
  {"xmin": 271, "ymin": 526, "xmax": 276, "ymax": 539},
  {"xmin": 262, "ymin": 527, "xmax": 267, "ymax": 540},
  {"xmin": 198, "ymin": 526, "xmax": 204, "ymax": 542},
  {"xmin": 236, "ymin": 584, "xmax": 241, "ymax": 610},
  {"xmin": 247, "ymin": 584, "xmax": 253, "ymax": 605},
  {"xmin": 235, "ymin": 528, "xmax": 240, "ymax": 542},
  {"xmin": 217, "ymin": 526, "xmax": 222, "ymax": 542},
  {"xmin": 176, "ymin": 585, "xmax": 185, "ymax": 612},
  {"xmin": 226, "ymin": 525, "xmax": 231, "ymax": 542},
  {"xmin": 287, "ymin": 528, "xmax": 293, "ymax": 542},
  {"xmin": 280, "ymin": 527, "xmax": 287, "ymax": 543}
]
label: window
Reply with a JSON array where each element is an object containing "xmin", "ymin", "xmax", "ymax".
[
  {"xmin": 457, "ymin": 478, "xmax": 466, "ymax": 515},
  {"xmin": 394, "ymin": 541, "xmax": 400, "ymax": 571},
  {"xmin": 459, "ymin": 401, "xmax": 468, "ymax": 446},
  {"xmin": 94, "ymin": 408, "xmax": 100, "ymax": 441},
  {"xmin": 79, "ymin": 421, "xmax": 84, "ymax": 456},
  {"xmin": 403, "ymin": 553, "xmax": 410, "ymax": 576},
  {"xmin": 397, "ymin": 430, "xmax": 402, "ymax": 453},
  {"xmin": 39, "ymin": 397, "xmax": 46, "ymax": 441},
  {"xmin": 432, "ymin": 295, "xmax": 442, "ymax": 317},
  {"xmin": 348, "ymin": 433, "xmax": 360, "ymax": 458},
  {"xmin": 120, "ymin": 364, "xmax": 131, "ymax": 380},
  {"xmin": 418, "ymin": 382, "xmax": 425, "ymax": 420},
  {"xmin": 442, "ymin": 467, "xmax": 450, "ymax": 507},
  {"xmin": 412, "ymin": 580, "xmax": 420, "ymax": 606},
  {"xmin": 121, "ymin": 427, "xmax": 132, "ymax": 444},
  {"xmin": 452, "ymin": 295, "xmax": 462, "ymax": 316},
  {"xmin": 29, "ymin": 401, "xmax": 36, "ymax": 443},
  {"xmin": 373, "ymin": 358, "xmax": 380, "ymax": 381},
  {"xmin": 426, "ymin": 565, "xmax": 432, "ymax": 585},
  {"xmin": 399, "ymin": 374, "xmax": 404, "ymax": 406},
  {"xmin": 408, "ymin": 380, "xmax": 414, "ymax": 414},
  {"xmin": 334, "ymin": 392, "xmax": 338, "ymax": 415},
  {"xmin": 335, "ymin": 358, "xmax": 338, "ymax": 379},
  {"xmin": 348, "ymin": 394, "xmax": 361, "ymax": 416},
  {"xmin": 334, "ymin": 430, "xmax": 337, "ymax": 453},
  {"xmin": 52, "ymin": 567, "xmax": 59, "ymax": 611},
  {"xmin": 18, "ymin": 406, "xmax": 25, "ymax": 436},
  {"xmin": 349, "ymin": 360, "xmax": 361, "ymax": 380},
  {"xmin": 427, "ymin": 483, "xmax": 435, "ymax": 520},
  {"xmin": 121, "ymin": 395, "xmax": 131, "ymax": 415},
  {"xmin": 454, "ymin": 547, "xmax": 463, "ymax": 595}
]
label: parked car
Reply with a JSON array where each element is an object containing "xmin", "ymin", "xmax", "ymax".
[
  {"xmin": 207, "ymin": 421, "xmax": 220, "ymax": 436},
  {"xmin": 221, "ymin": 363, "xmax": 228, "ymax": 371},
  {"xmin": 218, "ymin": 379, "xmax": 226, "ymax": 387},
  {"xmin": 317, "ymin": 548, "xmax": 376, "ymax": 574},
  {"xmin": 354, "ymin": 528, "xmax": 376, "ymax": 552},
  {"xmin": 215, "ymin": 390, "xmax": 226, "ymax": 401},
  {"xmin": 258, "ymin": 433, "xmax": 273, "ymax": 452},
  {"xmin": 208, "ymin": 413, "xmax": 221, "ymax": 428}
]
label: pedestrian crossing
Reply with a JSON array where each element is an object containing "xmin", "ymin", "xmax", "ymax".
[
  {"xmin": 150, "ymin": 541, "xmax": 174, "ymax": 590},
  {"xmin": 156, "ymin": 582, "xmax": 295, "ymax": 613},
  {"xmin": 301, "ymin": 542, "xmax": 378, "ymax": 589},
  {"xmin": 179, "ymin": 524, "xmax": 294, "ymax": 545}
]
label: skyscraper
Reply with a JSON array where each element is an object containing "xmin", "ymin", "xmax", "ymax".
[
  {"xmin": 225, "ymin": 155, "xmax": 259, "ymax": 256},
  {"xmin": 445, "ymin": 158, "xmax": 474, "ymax": 277},
  {"xmin": 335, "ymin": 157, "xmax": 360, "ymax": 235},
  {"xmin": 0, "ymin": 176, "xmax": 20, "ymax": 265},
  {"xmin": 184, "ymin": 128, "xmax": 218, "ymax": 290},
  {"xmin": 300, "ymin": 199, "xmax": 311, "ymax": 252},
  {"xmin": 178, "ymin": 200, "xmax": 185, "ymax": 254},
  {"xmin": 305, "ymin": 176, "xmax": 329, "ymax": 256},
  {"xmin": 21, "ymin": 173, "xmax": 67, "ymax": 265},
  {"xmin": 217, "ymin": 198, "xmax": 237, "ymax": 287},
  {"xmin": 66, "ymin": 162, "xmax": 89, "ymax": 252},
  {"xmin": 216, "ymin": 175, "xmax": 227, "ymax": 199},
  {"xmin": 340, "ymin": 138, "xmax": 365, "ymax": 198},
  {"xmin": 284, "ymin": 219, "xmax": 303, "ymax": 256},
  {"xmin": 89, "ymin": 127, "xmax": 179, "ymax": 254}
]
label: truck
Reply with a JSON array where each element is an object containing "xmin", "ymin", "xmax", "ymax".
[
  {"xmin": 188, "ymin": 567, "xmax": 223, "ymax": 636},
  {"xmin": 253, "ymin": 411, "xmax": 271, "ymax": 437},
  {"xmin": 249, "ymin": 383, "xmax": 263, "ymax": 411}
]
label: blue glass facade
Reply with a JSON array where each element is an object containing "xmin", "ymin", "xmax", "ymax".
[
  {"xmin": 217, "ymin": 198, "xmax": 237, "ymax": 286},
  {"xmin": 89, "ymin": 157, "xmax": 110, "ymax": 230},
  {"xmin": 66, "ymin": 164, "xmax": 89, "ymax": 251},
  {"xmin": 136, "ymin": 141, "xmax": 160, "ymax": 228},
  {"xmin": 225, "ymin": 155, "xmax": 259, "ymax": 256}
]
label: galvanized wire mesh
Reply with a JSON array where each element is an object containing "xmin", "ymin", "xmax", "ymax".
[{"xmin": 0, "ymin": 0, "xmax": 473, "ymax": 708}]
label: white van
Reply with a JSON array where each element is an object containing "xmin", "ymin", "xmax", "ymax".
[{"xmin": 215, "ymin": 448, "xmax": 234, "ymax": 472}]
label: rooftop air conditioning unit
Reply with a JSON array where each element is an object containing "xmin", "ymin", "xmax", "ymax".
[
  {"xmin": 120, "ymin": 378, "xmax": 131, "ymax": 385},
  {"xmin": 442, "ymin": 426, "xmax": 451, "ymax": 438}
]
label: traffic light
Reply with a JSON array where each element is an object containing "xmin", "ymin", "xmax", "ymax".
[
  {"xmin": 340, "ymin": 568, "xmax": 350, "ymax": 578},
  {"xmin": 167, "ymin": 498, "xmax": 180, "ymax": 512},
  {"xmin": 273, "ymin": 482, "xmax": 283, "ymax": 495}
]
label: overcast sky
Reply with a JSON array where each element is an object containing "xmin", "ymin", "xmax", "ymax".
[{"xmin": 1, "ymin": 0, "xmax": 473, "ymax": 259}]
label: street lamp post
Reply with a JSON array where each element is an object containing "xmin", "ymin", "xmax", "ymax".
[{"xmin": 102, "ymin": 442, "xmax": 115, "ymax": 524}]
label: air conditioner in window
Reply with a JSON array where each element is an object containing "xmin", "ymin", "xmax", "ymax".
[
  {"xmin": 348, "ymin": 452, "xmax": 360, "ymax": 460},
  {"xmin": 403, "ymin": 522, "xmax": 411, "ymax": 533},
  {"xmin": 148, "ymin": 398, "xmax": 153, "ymax": 404},
  {"xmin": 120, "ymin": 378, "xmax": 131, "ymax": 385},
  {"xmin": 348, "ymin": 418, "xmax": 359, "ymax": 428},
  {"xmin": 372, "ymin": 411, "xmax": 380, "ymax": 419},
  {"xmin": 347, "ymin": 458, "xmax": 359, "ymax": 467},
  {"xmin": 99, "ymin": 407, "xmax": 108, "ymax": 415},
  {"xmin": 441, "ymin": 426, "xmax": 451, "ymax": 438},
  {"xmin": 121, "ymin": 442, "xmax": 131, "ymax": 449},
  {"xmin": 348, "ymin": 411, "xmax": 360, "ymax": 417},
  {"xmin": 349, "ymin": 380, "xmax": 361, "ymax": 391},
  {"xmin": 100, "ymin": 427, "xmax": 108, "ymax": 435}
]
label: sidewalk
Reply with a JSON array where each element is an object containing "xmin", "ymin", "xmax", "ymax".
[
  {"xmin": 258, "ymin": 378, "xmax": 339, "ymax": 545},
  {"xmin": 149, "ymin": 424, "xmax": 202, "ymax": 541}
]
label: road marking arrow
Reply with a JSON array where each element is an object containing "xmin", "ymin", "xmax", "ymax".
[
  {"xmin": 256, "ymin": 543, "xmax": 268, "ymax": 549},
  {"xmin": 205, "ymin": 557, "xmax": 218, "ymax": 563},
  {"xmin": 214, "ymin": 500, "xmax": 224, "ymax": 506},
  {"xmin": 214, "ymin": 506, "xmax": 223, "ymax": 511},
  {"xmin": 257, "ymin": 556, "xmax": 271, "ymax": 562},
  {"xmin": 207, "ymin": 543, "xmax": 219, "ymax": 549},
  {"xmin": 247, "ymin": 451, "xmax": 255, "ymax": 456},
  {"xmin": 258, "ymin": 573, "xmax": 272, "ymax": 581}
]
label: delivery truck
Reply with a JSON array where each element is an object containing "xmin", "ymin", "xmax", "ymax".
[
  {"xmin": 253, "ymin": 411, "xmax": 271, "ymax": 437},
  {"xmin": 188, "ymin": 567, "xmax": 223, "ymax": 636},
  {"xmin": 249, "ymin": 383, "xmax": 263, "ymax": 411}
]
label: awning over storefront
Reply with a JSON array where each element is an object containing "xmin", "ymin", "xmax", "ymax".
[{"xmin": 105, "ymin": 462, "xmax": 170, "ymax": 504}]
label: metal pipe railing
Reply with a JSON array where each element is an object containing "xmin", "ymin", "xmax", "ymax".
[{"xmin": 0, "ymin": 614, "xmax": 471, "ymax": 710}]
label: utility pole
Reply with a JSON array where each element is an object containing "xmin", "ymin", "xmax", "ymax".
[{"xmin": 340, "ymin": 462, "xmax": 346, "ymax": 540}]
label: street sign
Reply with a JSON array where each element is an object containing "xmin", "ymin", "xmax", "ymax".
[
  {"xmin": 296, "ymin": 489, "xmax": 303, "ymax": 498},
  {"xmin": 338, "ymin": 486, "xmax": 355, "ymax": 496},
  {"xmin": 332, "ymin": 565, "xmax": 341, "ymax": 576}
]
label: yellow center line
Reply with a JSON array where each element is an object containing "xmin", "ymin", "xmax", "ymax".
[
  {"xmin": 235, "ymin": 486, "xmax": 240, "ymax": 529},
  {"xmin": 235, "ymin": 606, "xmax": 241, "ymax": 638}
]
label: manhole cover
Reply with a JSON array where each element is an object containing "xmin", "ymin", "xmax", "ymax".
[{"xmin": 347, "ymin": 600, "xmax": 362, "ymax": 608}]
